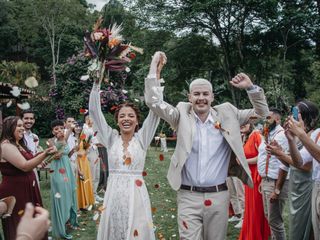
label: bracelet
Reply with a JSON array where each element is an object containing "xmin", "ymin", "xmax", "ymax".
[{"xmin": 16, "ymin": 232, "xmax": 33, "ymax": 240}]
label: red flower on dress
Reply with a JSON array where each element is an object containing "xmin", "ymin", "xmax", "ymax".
[
  {"xmin": 59, "ymin": 168, "xmax": 66, "ymax": 174},
  {"xmin": 182, "ymin": 220, "xmax": 188, "ymax": 229},
  {"xmin": 135, "ymin": 179, "xmax": 143, "ymax": 187}
]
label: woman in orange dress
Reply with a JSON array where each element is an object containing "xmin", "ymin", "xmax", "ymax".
[{"xmin": 239, "ymin": 123, "xmax": 270, "ymax": 240}]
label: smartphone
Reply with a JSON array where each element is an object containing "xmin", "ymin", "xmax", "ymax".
[{"xmin": 291, "ymin": 106, "xmax": 299, "ymax": 121}]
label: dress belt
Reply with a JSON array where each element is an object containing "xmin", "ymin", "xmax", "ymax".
[
  {"xmin": 262, "ymin": 176, "xmax": 277, "ymax": 181},
  {"xmin": 109, "ymin": 169, "xmax": 142, "ymax": 176},
  {"xmin": 180, "ymin": 183, "xmax": 228, "ymax": 193}
]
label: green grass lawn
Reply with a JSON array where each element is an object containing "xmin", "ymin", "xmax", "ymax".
[{"xmin": 1, "ymin": 146, "xmax": 289, "ymax": 239}]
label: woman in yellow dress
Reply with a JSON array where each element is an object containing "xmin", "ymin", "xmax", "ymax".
[{"xmin": 75, "ymin": 124, "xmax": 95, "ymax": 210}]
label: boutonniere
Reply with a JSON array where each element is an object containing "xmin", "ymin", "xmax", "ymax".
[{"xmin": 214, "ymin": 121, "xmax": 229, "ymax": 134}]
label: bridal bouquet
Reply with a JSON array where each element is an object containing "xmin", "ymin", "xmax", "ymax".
[{"xmin": 82, "ymin": 16, "xmax": 143, "ymax": 84}]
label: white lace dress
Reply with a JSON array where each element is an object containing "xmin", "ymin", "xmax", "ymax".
[{"xmin": 89, "ymin": 83, "xmax": 160, "ymax": 240}]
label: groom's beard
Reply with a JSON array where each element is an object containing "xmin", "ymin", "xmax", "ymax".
[{"xmin": 268, "ymin": 120, "xmax": 277, "ymax": 132}]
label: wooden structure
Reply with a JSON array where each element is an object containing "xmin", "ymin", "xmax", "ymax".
[{"xmin": 0, "ymin": 82, "xmax": 35, "ymax": 120}]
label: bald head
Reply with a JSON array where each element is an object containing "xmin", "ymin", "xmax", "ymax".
[{"xmin": 189, "ymin": 78, "xmax": 213, "ymax": 93}]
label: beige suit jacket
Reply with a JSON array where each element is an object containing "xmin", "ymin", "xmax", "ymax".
[{"xmin": 145, "ymin": 77, "xmax": 269, "ymax": 190}]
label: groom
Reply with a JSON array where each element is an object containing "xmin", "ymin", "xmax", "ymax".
[{"xmin": 144, "ymin": 52, "xmax": 269, "ymax": 239}]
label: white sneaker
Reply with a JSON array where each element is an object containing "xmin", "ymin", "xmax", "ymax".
[
  {"xmin": 95, "ymin": 195, "xmax": 104, "ymax": 202},
  {"xmin": 228, "ymin": 216, "xmax": 241, "ymax": 222},
  {"xmin": 234, "ymin": 220, "xmax": 243, "ymax": 229}
]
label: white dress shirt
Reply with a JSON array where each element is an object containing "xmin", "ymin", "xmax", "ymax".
[
  {"xmin": 67, "ymin": 132, "xmax": 77, "ymax": 162},
  {"xmin": 181, "ymin": 112, "xmax": 232, "ymax": 187},
  {"xmin": 258, "ymin": 124, "xmax": 289, "ymax": 179},
  {"xmin": 24, "ymin": 130, "xmax": 39, "ymax": 156},
  {"xmin": 301, "ymin": 128, "xmax": 320, "ymax": 182}
]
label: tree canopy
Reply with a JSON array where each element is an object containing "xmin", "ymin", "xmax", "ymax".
[{"xmin": 1, "ymin": 0, "xmax": 320, "ymax": 135}]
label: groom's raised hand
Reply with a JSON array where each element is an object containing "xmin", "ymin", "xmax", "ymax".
[
  {"xmin": 230, "ymin": 73, "xmax": 254, "ymax": 90},
  {"xmin": 149, "ymin": 51, "xmax": 167, "ymax": 80}
]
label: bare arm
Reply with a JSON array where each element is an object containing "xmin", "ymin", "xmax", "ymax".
[
  {"xmin": 270, "ymin": 168, "xmax": 288, "ymax": 203},
  {"xmin": 296, "ymin": 131, "xmax": 320, "ymax": 163},
  {"xmin": 1, "ymin": 143, "xmax": 52, "ymax": 172},
  {"xmin": 247, "ymin": 156, "xmax": 258, "ymax": 164},
  {"xmin": 286, "ymin": 116, "xmax": 320, "ymax": 163},
  {"xmin": 89, "ymin": 82, "xmax": 118, "ymax": 149},
  {"xmin": 266, "ymin": 139, "xmax": 311, "ymax": 171},
  {"xmin": 144, "ymin": 51, "xmax": 180, "ymax": 129}
]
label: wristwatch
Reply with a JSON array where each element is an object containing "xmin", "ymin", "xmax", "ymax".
[{"xmin": 275, "ymin": 188, "xmax": 281, "ymax": 195}]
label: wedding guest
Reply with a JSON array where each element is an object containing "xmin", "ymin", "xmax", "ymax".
[
  {"xmin": 49, "ymin": 120, "xmax": 78, "ymax": 239},
  {"xmin": 257, "ymin": 108, "xmax": 289, "ymax": 240},
  {"xmin": 239, "ymin": 123, "xmax": 270, "ymax": 240},
  {"xmin": 227, "ymin": 176, "xmax": 244, "ymax": 228},
  {"xmin": 83, "ymin": 115, "xmax": 103, "ymax": 203},
  {"xmin": 268, "ymin": 100, "xmax": 319, "ymax": 240},
  {"xmin": 144, "ymin": 51, "xmax": 269, "ymax": 240},
  {"xmin": 64, "ymin": 116, "xmax": 77, "ymax": 176},
  {"xmin": 21, "ymin": 109, "xmax": 41, "ymax": 183},
  {"xmin": 74, "ymin": 123, "xmax": 95, "ymax": 210},
  {"xmin": 0, "ymin": 116, "xmax": 55, "ymax": 240},
  {"xmin": 16, "ymin": 203, "xmax": 50, "ymax": 240}
]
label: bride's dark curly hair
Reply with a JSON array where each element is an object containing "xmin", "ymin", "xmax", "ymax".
[{"xmin": 114, "ymin": 102, "xmax": 141, "ymax": 132}]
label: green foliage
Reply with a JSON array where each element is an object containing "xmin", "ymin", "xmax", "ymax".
[
  {"xmin": 0, "ymin": 61, "xmax": 39, "ymax": 85},
  {"xmin": 1, "ymin": 0, "xmax": 320, "ymax": 131},
  {"xmin": 307, "ymin": 61, "xmax": 320, "ymax": 106},
  {"xmin": 54, "ymin": 54, "xmax": 91, "ymax": 118}
]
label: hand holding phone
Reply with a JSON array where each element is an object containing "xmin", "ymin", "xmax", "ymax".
[{"xmin": 291, "ymin": 106, "xmax": 299, "ymax": 121}]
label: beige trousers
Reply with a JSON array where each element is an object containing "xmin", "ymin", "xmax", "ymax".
[
  {"xmin": 312, "ymin": 181, "xmax": 320, "ymax": 239},
  {"xmin": 261, "ymin": 178, "xmax": 289, "ymax": 240},
  {"xmin": 177, "ymin": 189, "xmax": 229, "ymax": 240},
  {"xmin": 226, "ymin": 177, "xmax": 244, "ymax": 216}
]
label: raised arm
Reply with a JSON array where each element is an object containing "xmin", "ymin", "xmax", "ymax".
[
  {"xmin": 144, "ymin": 51, "xmax": 180, "ymax": 129},
  {"xmin": 230, "ymin": 73, "xmax": 269, "ymax": 125},
  {"xmin": 137, "ymin": 110, "xmax": 160, "ymax": 150},
  {"xmin": 89, "ymin": 83, "xmax": 118, "ymax": 149},
  {"xmin": 285, "ymin": 116, "xmax": 320, "ymax": 164},
  {"xmin": 1, "ymin": 143, "xmax": 54, "ymax": 172}
]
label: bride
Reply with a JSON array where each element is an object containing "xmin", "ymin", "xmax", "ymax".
[{"xmin": 89, "ymin": 53, "xmax": 166, "ymax": 239}]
